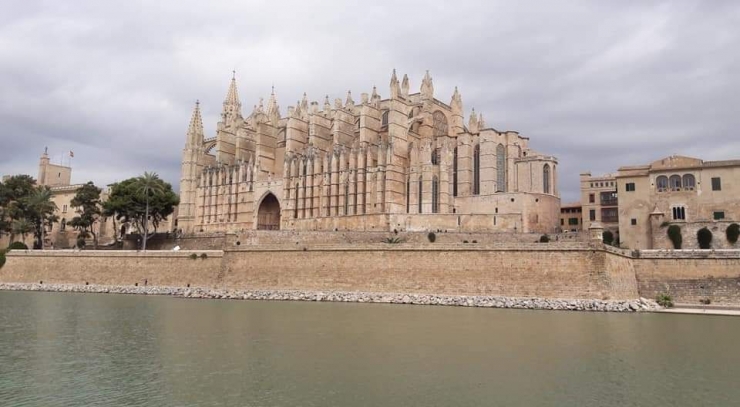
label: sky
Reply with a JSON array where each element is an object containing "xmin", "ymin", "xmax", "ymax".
[{"xmin": 1, "ymin": 0, "xmax": 739, "ymax": 203}]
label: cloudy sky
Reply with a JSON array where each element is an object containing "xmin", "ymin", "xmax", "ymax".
[{"xmin": 1, "ymin": 0, "xmax": 738, "ymax": 202}]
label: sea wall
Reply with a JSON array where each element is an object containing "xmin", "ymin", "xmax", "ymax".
[
  {"xmin": 0, "ymin": 250, "xmax": 223, "ymax": 287},
  {"xmin": 633, "ymin": 250, "xmax": 740, "ymax": 304},
  {"xmin": 1, "ymin": 244, "xmax": 636, "ymax": 300},
  {"xmin": 3, "ymin": 246, "xmax": 740, "ymax": 305}
]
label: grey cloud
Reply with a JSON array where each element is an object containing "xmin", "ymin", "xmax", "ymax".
[{"xmin": 1, "ymin": 0, "xmax": 739, "ymax": 202}]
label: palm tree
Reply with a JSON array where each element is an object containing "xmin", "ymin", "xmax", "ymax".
[
  {"xmin": 137, "ymin": 172, "xmax": 164, "ymax": 251},
  {"xmin": 25, "ymin": 187, "xmax": 58, "ymax": 249}
]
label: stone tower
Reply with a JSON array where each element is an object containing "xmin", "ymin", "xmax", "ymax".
[{"xmin": 178, "ymin": 101, "xmax": 205, "ymax": 233}]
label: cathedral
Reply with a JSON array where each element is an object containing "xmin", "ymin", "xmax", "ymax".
[{"xmin": 178, "ymin": 71, "xmax": 560, "ymax": 234}]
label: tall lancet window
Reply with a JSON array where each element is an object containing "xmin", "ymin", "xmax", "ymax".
[
  {"xmin": 496, "ymin": 144, "xmax": 506, "ymax": 192},
  {"xmin": 473, "ymin": 144, "xmax": 481, "ymax": 195},
  {"xmin": 432, "ymin": 176, "xmax": 439, "ymax": 213},
  {"xmin": 406, "ymin": 177, "xmax": 411, "ymax": 213},
  {"xmin": 543, "ymin": 164, "xmax": 551, "ymax": 194},
  {"xmin": 294, "ymin": 182, "xmax": 299, "ymax": 219},
  {"xmin": 344, "ymin": 183, "xmax": 349, "ymax": 215},
  {"xmin": 418, "ymin": 175, "xmax": 423, "ymax": 214},
  {"xmin": 453, "ymin": 146, "xmax": 458, "ymax": 197}
]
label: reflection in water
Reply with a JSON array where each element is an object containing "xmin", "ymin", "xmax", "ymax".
[{"xmin": 0, "ymin": 291, "xmax": 738, "ymax": 407}]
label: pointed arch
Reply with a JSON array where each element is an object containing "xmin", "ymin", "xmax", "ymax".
[
  {"xmin": 256, "ymin": 192, "xmax": 281, "ymax": 230},
  {"xmin": 453, "ymin": 146, "xmax": 458, "ymax": 197},
  {"xmin": 543, "ymin": 164, "xmax": 551, "ymax": 194},
  {"xmin": 433, "ymin": 111, "xmax": 448, "ymax": 138}
]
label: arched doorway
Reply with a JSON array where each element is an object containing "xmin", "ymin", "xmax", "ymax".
[{"xmin": 257, "ymin": 193, "xmax": 281, "ymax": 230}]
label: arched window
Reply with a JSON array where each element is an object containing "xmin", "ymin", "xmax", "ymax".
[
  {"xmin": 381, "ymin": 110, "xmax": 389, "ymax": 127},
  {"xmin": 294, "ymin": 182, "xmax": 299, "ymax": 219},
  {"xmin": 669, "ymin": 175, "xmax": 682, "ymax": 191},
  {"xmin": 543, "ymin": 164, "xmax": 551, "ymax": 194},
  {"xmin": 432, "ymin": 176, "xmax": 439, "ymax": 213},
  {"xmin": 432, "ymin": 111, "xmax": 448, "ymax": 138},
  {"xmin": 60, "ymin": 218, "xmax": 66, "ymax": 231},
  {"xmin": 496, "ymin": 144, "xmax": 506, "ymax": 192},
  {"xmin": 418, "ymin": 176, "xmax": 423, "ymax": 213},
  {"xmin": 406, "ymin": 177, "xmax": 410, "ymax": 213},
  {"xmin": 431, "ymin": 148, "xmax": 440, "ymax": 165},
  {"xmin": 656, "ymin": 175, "xmax": 668, "ymax": 192},
  {"xmin": 682, "ymin": 174, "xmax": 695, "ymax": 190},
  {"xmin": 452, "ymin": 146, "xmax": 458, "ymax": 197},
  {"xmin": 344, "ymin": 183, "xmax": 349, "ymax": 215},
  {"xmin": 473, "ymin": 144, "xmax": 481, "ymax": 195}
]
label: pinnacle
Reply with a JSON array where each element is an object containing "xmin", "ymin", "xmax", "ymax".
[
  {"xmin": 187, "ymin": 100, "xmax": 204, "ymax": 139},
  {"xmin": 224, "ymin": 73, "xmax": 241, "ymax": 106}
]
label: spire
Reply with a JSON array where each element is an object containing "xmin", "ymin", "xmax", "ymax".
[
  {"xmin": 401, "ymin": 74, "xmax": 409, "ymax": 98},
  {"xmin": 187, "ymin": 100, "xmax": 204, "ymax": 145},
  {"xmin": 420, "ymin": 70, "xmax": 434, "ymax": 100},
  {"xmin": 266, "ymin": 86, "xmax": 279, "ymax": 118},
  {"xmin": 324, "ymin": 95, "xmax": 331, "ymax": 113},
  {"xmin": 222, "ymin": 72, "xmax": 242, "ymax": 121},
  {"xmin": 345, "ymin": 90, "xmax": 354, "ymax": 108},
  {"xmin": 371, "ymin": 86, "xmax": 380, "ymax": 106},
  {"xmin": 390, "ymin": 69, "xmax": 400, "ymax": 99},
  {"xmin": 478, "ymin": 113, "xmax": 486, "ymax": 129},
  {"xmin": 468, "ymin": 108, "xmax": 479, "ymax": 133},
  {"xmin": 451, "ymin": 86, "xmax": 463, "ymax": 114}
]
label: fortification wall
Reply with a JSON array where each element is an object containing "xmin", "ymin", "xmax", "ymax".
[
  {"xmin": 633, "ymin": 250, "xmax": 740, "ymax": 304},
  {"xmin": 0, "ymin": 250, "xmax": 222, "ymax": 287},
  {"xmin": 219, "ymin": 244, "xmax": 635, "ymax": 299},
  {"xmin": 4, "ymin": 246, "xmax": 740, "ymax": 305}
]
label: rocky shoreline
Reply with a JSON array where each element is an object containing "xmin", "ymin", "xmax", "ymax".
[{"xmin": 0, "ymin": 282, "xmax": 661, "ymax": 312}]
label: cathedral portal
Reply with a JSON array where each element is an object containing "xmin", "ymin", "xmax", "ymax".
[{"xmin": 257, "ymin": 193, "xmax": 281, "ymax": 230}]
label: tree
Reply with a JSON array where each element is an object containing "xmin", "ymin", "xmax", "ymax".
[
  {"xmin": 697, "ymin": 227, "xmax": 713, "ymax": 249},
  {"xmin": 26, "ymin": 187, "xmax": 58, "ymax": 249},
  {"xmin": 11, "ymin": 218, "xmax": 33, "ymax": 244},
  {"xmin": 103, "ymin": 173, "xmax": 179, "ymax": 250},
  {"xmin": 667, "ymin": 225, "xmax": 682, "ymax": 249},
  {"xmin": 69, "ymin": 182, "xmax": 102, "ymax": 249},
  {"xmin": 1, "ymin": 175, "xmax": 36, "ymax": 242}
]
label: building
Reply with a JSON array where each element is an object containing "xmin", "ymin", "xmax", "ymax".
[
  {"xmin": 579, "ymin": 172, "xmax": 619, "ymax": 237},
  {"xmin": 179, "ymin": 71, "xmax": 561, "ymax": 234},
  {"xmin": 559, "ymin": 202, "xmax": 582, "ymax": 232},
  {"xmin": 616, "ymin": 155, "xmax": 740, "ymax": 250}
]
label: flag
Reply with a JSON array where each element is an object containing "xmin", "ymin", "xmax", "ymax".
[{"xmin": 69, "ymin": 150, "xmax": 74, "ymax": 158}]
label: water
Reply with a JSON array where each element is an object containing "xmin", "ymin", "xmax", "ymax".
[{"xmin": 0, "ymin": 291, "xmax": 738, "ymax": 407}]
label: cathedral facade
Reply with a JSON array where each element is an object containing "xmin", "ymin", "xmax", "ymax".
[{"xmin": 179, "ymin": 71, "xmax": 560, "ymax": 234}]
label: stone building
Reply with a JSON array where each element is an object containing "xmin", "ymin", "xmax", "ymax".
[
  {"xmin": 179, "ymin": 71, "xmax": 560, "ymax": 234},
  {"xmin": 559, "ymin": 203, "xmax": 582, "ymax": 233},
  {"xmin": 579, "ymin": 172, "xmax": 619, "ymax": 237},
  {"xmin": 0, "ymin": 150, "xmax": 116, "ymax": 248},
  {"xmin": 616, "ymin": 155, "xmax": 740, "ymax": 250}
]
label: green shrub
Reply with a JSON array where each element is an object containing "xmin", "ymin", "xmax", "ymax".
[
  {"xmin": 0, "ymin": 249, "xmax": 6, "ymax": 269},
  {"xmin": 8, "ymin": 241, "xmax": 28, "ymax": 250},
  {"xmin": 189, "ymin": 253, "xmax": 198, "ymax": 260},
  {"xmin": 667, "ymin": 225, "xmax": 682, "ymax": 249},
  {"xmin": 660, "ymin": 221, "xmax": 670, "ymax": 228},
  {"xmin": 463, "ymin": 240, "xmax": 469, "ymax": 244},
  {"xmin": 200, "ymin": 253, "xmax": 208, "ymax": 260},
  {"xmin": 383, "ymin": 237, "xmax": 403, "ymax": 244},
  {"xmin": 76, "ymin": 237, "xmax": 86, "ymax": 249},
  {"xmin": 427, "ymin": 232, "xmax": 436, "ymax": 243},
  {"xmin": 727, "ymin": 223, "xmax": 740, "ymax": 244},
  {"xmin": 699, "ymin": 298, "xmax": 712, "ymax": 305},
  {"xmin": 602, "ymin": 230, "xmax": 614, "ymax": 245},
  {"xmin": 697, "ymin": 227, "xmax": 713, "ymax": 249},
  {"xmin": 656, "ymin": 293, "xmax": 673, "ymax": 308},
  {"xmin": 539, "ymin": 234, "xmax": 550, "ymax": 243}
]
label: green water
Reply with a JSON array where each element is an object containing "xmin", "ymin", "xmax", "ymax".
[{"xmin": 0, "ymin": 291, "xmax": 738, "ymax": 406}]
